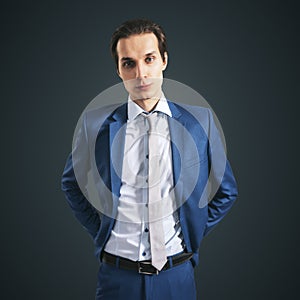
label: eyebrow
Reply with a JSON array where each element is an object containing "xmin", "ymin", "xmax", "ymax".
[
  {"xmin": 120, "ymin": 51, "xmax": 157, "ymax": 61},
  {"xmin": 145, "ymin": 51, "xmax": 157, "ymax": 56},
  {"xmin": 121, "ymin": 57, "xmax": 132, "ymax": 61}
]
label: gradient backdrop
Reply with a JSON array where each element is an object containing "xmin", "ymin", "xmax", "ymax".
[{"xmin": 1, "ymin": 0, "xmax": 298, "ymax": 299}]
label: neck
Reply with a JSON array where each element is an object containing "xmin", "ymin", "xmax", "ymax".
[{"xmin": 133, "ymin": 97, "xmax": 160, "ymax": 112}]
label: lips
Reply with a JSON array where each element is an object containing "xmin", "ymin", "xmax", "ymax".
[{"xmin": 136, "ymin": 83, "xmax": 152, "ymax": 90}]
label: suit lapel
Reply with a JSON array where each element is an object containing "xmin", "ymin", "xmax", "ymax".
[
  {"xmin": 107, "ymin": 103, "xmax": 127, "ymax": 217},
  {"xmin": 168, "ymin": 101, "xmax": 193, "ymax": 251},
  {"xmin": 168, "ymin": 101, "xmax": 185, "ymax": 206}
]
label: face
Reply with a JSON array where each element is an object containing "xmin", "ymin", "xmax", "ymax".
[{"xmin": 116, "ymin": 33, "xmax": 168, "ymax": 101}]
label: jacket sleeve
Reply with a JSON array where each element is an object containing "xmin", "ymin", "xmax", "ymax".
[
  {"xmin": 61, "ymin": 114, "xmax": 100, "ymax": 240},
  {"xmin": 61, "ymin": 153, "xmax": 101, "ymax": 240},
  {"xmin": 203, "ymin": 109, "xmax": 238, "ymax": 236},
  {"xmin": 203, "ymin": 160, "xmax": 238, "ymax": 236}
]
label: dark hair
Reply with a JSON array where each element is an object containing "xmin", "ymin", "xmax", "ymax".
[{"xmin": 110, "ymin": 18, "xmax": 167, "ymax": 69}]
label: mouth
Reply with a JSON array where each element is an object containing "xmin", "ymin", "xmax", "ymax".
[{"xmin": 135, "ymin": 83, "xmax": 152, "ymax": 91}]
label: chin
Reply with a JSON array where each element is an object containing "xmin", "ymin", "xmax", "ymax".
[{"xmin": 131, "ymin": 91, "xmax": 157, "ymax": 101}]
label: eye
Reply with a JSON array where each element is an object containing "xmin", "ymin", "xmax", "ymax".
[
  {"xmin": 145, "ymin": 56, "xmax": 155, "ymax": 63},
  {"xmin": 122, "ymin": 60, "xmax": 135, "ymax": 69}
]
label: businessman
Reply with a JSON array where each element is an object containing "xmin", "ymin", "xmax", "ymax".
[{"xmin": 62, "ymin": 18, "xmax": 238, "ymax": 300}]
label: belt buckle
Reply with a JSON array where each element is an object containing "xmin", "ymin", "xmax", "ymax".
[{"xmin": 138, "ymin": 261, "xmax": 159, "ymax": 275}]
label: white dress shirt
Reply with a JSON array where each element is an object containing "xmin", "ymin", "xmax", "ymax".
[{"xmin": 104, "ymin": 95, "xmax": 184, "ymax": 261}]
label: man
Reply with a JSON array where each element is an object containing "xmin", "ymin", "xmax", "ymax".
[{"xmin": 62, "ymin": 19, "xmax": 237, "ymax": 300}]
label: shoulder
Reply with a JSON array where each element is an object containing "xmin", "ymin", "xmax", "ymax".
[
  {"xmin": 85, "ymin": 102, "xmax": 126, "ymax": 121},
  {"xmin": 167, "ymin": 100, "xmax": 212, "ymax": 127},
  {"xmin": 79, "ymin": 102, "xmax": 127, "ymax": 137}
]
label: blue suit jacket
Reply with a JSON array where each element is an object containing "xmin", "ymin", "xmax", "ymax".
[{"xmin": 61, "ymin": 100, "xmax": 238, "ymax": 266}]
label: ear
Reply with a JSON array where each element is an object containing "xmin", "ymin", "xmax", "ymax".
[{"xmin": 162, "ymin": 52, "xmax": 168, "ymax": 71}]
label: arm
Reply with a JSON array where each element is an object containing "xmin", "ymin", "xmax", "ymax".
[
  {"xmin": 61, "ymin": 113, "xmax": 101, "ymax": 239},
  {"xmin": 203, "ymin": 109, "xmax": 238, "ymax": 236},
  {"xmin": 203, "ymin": 160, "xmax": 237, "ymax": 236},
  {"xmin": 61, "ymin": 153, "xmax": 101, "ymax": 239}
]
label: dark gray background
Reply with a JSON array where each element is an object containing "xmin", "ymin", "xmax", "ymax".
[{"xmin": 1, "ymin": 0, "xmax": 298, "ymax": 299}]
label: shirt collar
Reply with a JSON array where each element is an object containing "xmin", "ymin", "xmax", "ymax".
[{"xmin": 127, "ymin": 92, "xmax": 172, "ymax": 121}]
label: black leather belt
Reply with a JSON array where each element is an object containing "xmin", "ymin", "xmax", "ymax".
[{"xmin": 102, "ymin": 251, "xmax": 193, "ymax": 275}]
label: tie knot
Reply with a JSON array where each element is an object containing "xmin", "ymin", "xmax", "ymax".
[{"xmin": 146, "ymin": 112, "xmax": 158, "ymax": 131}]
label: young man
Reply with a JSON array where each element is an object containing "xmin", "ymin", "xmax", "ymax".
[{"xmin": 62, "ymin": 19, "xmax": 238, "ymax": 300}]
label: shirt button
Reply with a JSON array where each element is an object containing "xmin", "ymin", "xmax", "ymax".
[
  {"xmin": 145, "ymin": 228, "xmax": 149, "ymax": 232},
  {"xmin": 146, "ymin": 179, "xmax": 148, "ymax": 183},
  {"xmin": 142, "ymin": 252, "xmax": 146, "ymax": 256},
  {"xmin": 145, "ymin": 204, "xmax": 148, "ymax": 208},
  {"xmin": 146, "ymin": 154, "xmax": 149, "ymax": 159}
]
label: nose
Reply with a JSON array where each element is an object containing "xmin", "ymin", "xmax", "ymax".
[{"xmin": 135, "ymin": 62, "xmax": 147, "ymax": 79}]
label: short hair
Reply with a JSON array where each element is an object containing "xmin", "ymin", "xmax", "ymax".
[{"xmin": 110, "ymin": 18, "xmax": 167, "ymax": 69}]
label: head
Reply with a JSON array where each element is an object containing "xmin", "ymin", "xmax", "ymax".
[
  {"xmin": 110, "ymin": 19, "xmax": 167, "ymax": 72},
  {"xmin": 110, "ymin": 19, "xmax": 168, "ymax": 101}
]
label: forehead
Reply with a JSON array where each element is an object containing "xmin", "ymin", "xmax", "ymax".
[{"xmin": 116, "ymin": 33, "xmax": 159, "ymax": 58}]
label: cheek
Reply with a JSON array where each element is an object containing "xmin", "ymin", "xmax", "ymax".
[
  {"xmin": 153, "ymin": 67, "xmax": 164, "ymax": 77},
  {"xmin": 154, "ymin": 62, "xmax": 165, "ymax": 75},
  {"xmin": 119, "ymin": 70, "xmax": 133, "ymax": 80}
]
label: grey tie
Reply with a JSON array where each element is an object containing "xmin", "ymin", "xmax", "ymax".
[{"xmin": 146, "ymin": 112, "xmax": 167, "ymax": 271}]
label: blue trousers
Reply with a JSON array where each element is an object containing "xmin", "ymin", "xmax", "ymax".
[{"xmin": 95, "ymin": 259, "xmax": 197, "ymax": 300}]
